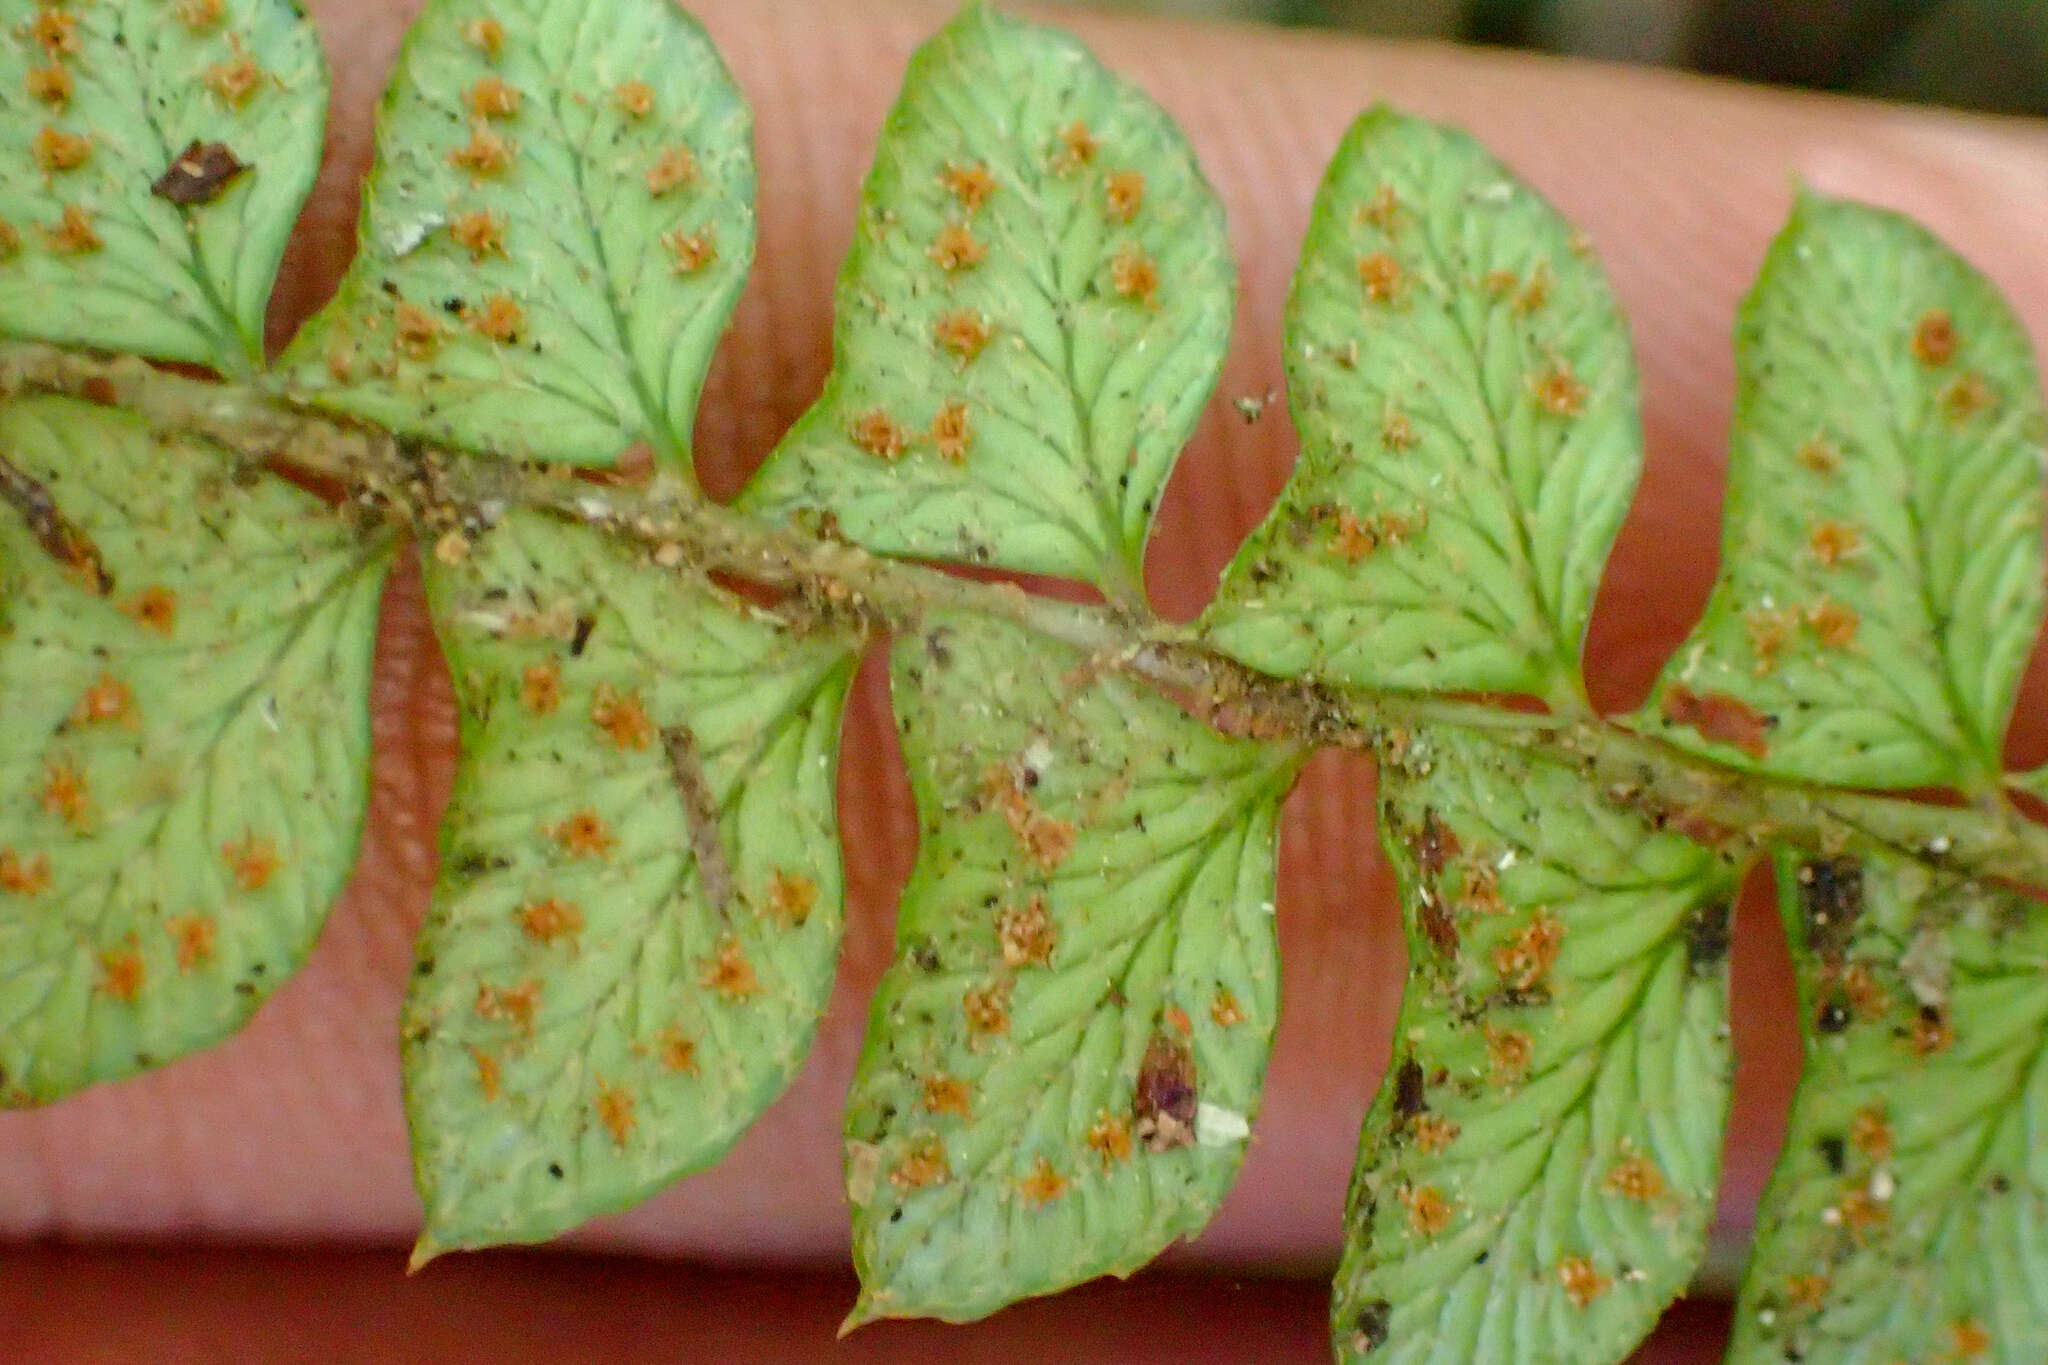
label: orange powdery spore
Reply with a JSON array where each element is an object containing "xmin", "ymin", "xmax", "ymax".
[
  {"xmin": 1558, "ymin": 1256, "xmax": 1610, "ymax": 1308},
  {"xmin": 963, "ymin": 978, "xmax": 1012, "ymax": 1040},
  {"xmin": 595, "ymin": 1081, "xmax": 636, "ymax": 1149},
  {"xmin": 1210, "ymin": 988, "xmax": 1245, "ymax": 1029},
  {"xmin": 1604, "ymin": 1152, "xmax": 1666, "ymax": 1203},
  {"xmin": 1783, "ymin": 1273, "xmax": 1829, "ymax": 1312},
  {"xmin": 985, "ymin": 767, "xmax": 1077, "ymax": 874},
  {"xmin": 468, "ymin": 294, "xmax": 523, "ymax": 344},
  {"xmin": 850, "ymin": 409, "xmax": 908, "ymax": 461},
  {"xmin": 0, "ymin": 851, "xmax": 51, "ymax": 896},
  {"xmin": 123, "ymin": 586, "xmax": 177, "ymax": 635},
  {"xmin": 1808, "ymin": 519, "xmax": 1860, "ymax": 567},
  {"xmin": 662, "ymin": 225, "xmax": 717, "ymax": 275},
  {"xmin": 448, "ymin": 209, "xmax": 507, "ymax": 261},
  {"xmin": 1111, "ymin": 245, "xmax": 1158, "ymax": 305},
  {"xmin": 222, "ymin": 834, "xmax": 281, "ymax": 892},
  {"xmin": 1485, "ymin": 1026, "xmax": 1533, "ymax": 1084},
  {"xmin": 940, "ymin": 161, "xmax": 995, "ymax": 212},
  {"xmin": 1832, "ymin": 1187, "xmax": 1889, "ymax": 1241},
  {"xmin": 462, "ymin": 16, "xmax": 505, "ymax": 59},
  {"xmin": 613, "ymin": 80, "xmax": 655, "ymax": 119},
  {"xmin": 177, "ymin": 0, "xmax": 226, "ymax": 31},
  {"xmin": 1411, "ymin": 1114, "xmax": 1459, "ymax": 1155},
  {"xmin": 1661, "ymin": 683, "xmax": 1772, "ymax": 759},
  {"xmin": 471, "ymin": 1047, "xmax": 502, "ymax": 1101},
  {"xmin": 1165, "ymin": 1005, "xmax": 1193, "ymax": 1037},
  {"xmin": 1356, "ymin": 251, "xmax": 1403, "ymax": 305},
  {"xmin": 1492, "ymin": 911, "xmax": 1564, "ymax": 991},
  {"xmin": 1744, "ymin": 606, "xmax": 1799, "ymax": 676},
  {"xmin": 1939, "ymin": 372, "xmax": 1995, "ymax": 423},
  {"xmin": 517, "ymin": 897, "xmax": 583, "ymax": 946},
  {"xmin": 1330, "ymin": 508, "xmax": 1420, "ymax": 563},
  {"xmin": 1086, "ymin": 1113, "xmax": 1133, "ymax": 1168},
  {"xmin": 70, "ymin": 673, "xmax": 132, "ymax": 727},
  {"xmin": 929, "ymin": 222, "xmax": 985, "ymax": 273},
  {"xmin": 702, "ymin": 935, "xmax": 763, "ymax": 1001},
  {"xmin": 44, "ymin": 203, "xmax": 98, "ymax": 254},
  {"xmin": 39, "ymin": 759, "xmax": 89, "ymax": 829},
  {"xmin": 929, "ymin": 401, "xmax": 972, "ymax": 465},
  {"xmin": 549, "ymin": 810, "xmax": 616, "ymax": 858},
  {"xmin": 1849, "ymin": 1105, "xmax": 1893, "ymax": 1163},
  {"xmin": 1530, "ymin": 360, "xmax": 1588, "ymax": 416},
  {"xmin": 1512, "ymin": 263, "xmax": 1553, "ymax": 315},
  {"xmin": 763, "ymin": 869, "xmax": 817, "ymax": 928},
  {"xmin": 32, "ymin": 126, "xmax": 87, "ymax": 173},
  {"xmin": 204, "ymin": 50, "xmax": 265, "ymax": 108},
  {"xmin": 97, "ymin": 947, "xmax": 144, "ymax": 1003},
  {"xmin": 645, "ymin": 145, "xmax": 697, "ymax": 196},
  {"xmin": 1104, "ymin": 169, "xmax": 1145, "ymax": 223},
  {"xmin": 475, "ymin": 979, "xmax": 541, "ymax": 1029},
  {"xmin": 0, "ymin": 219, "xmax": 18, "ymax": 258},
  {"xmin": 449, "ymin": 124, "xmax": 515, "ymax": 176},
  {"xmin": 519, "ymin": 661, "xmax": 562, "ymax": 716},
  {"xmin": 1358, "ymin": 183, "xmax": 1401, "ymax": 232},
  {"xmin": 1911, "ymin": 1004, "xmax": 1953, "ymax": 1056},
  {"xmin": 590, "ymin": 683, "xmax": 655, "ymax": 751},
  {"xmin": 31, "ymin": 8, "xmax": 79, "ymax": 57},
  {"xmin": 1911, "ymin": 308, "xmax": 1958, "ymax": 367},
  {"xmin": 1400, "ymin": 1184, "xmax": 1454, "ymax": 1238},
  {"xmin": 1949, "ymin": 1320, "xmax": 1993, "ymax": 1359},
  {"xmin": 1806, "ymin": 597, "xmax": 1859, "ymax": 650},
  {"xmin": 1796, "ymin": 434, "xmax": 1842, "ymax": 475},
  {"xmin": 996, "ymin": 895, "xmax": 1055, "ymax": 968},
  {"xmin": 890, "ymin": 1135, "xmax": 950, "ymax": 1191},
  {"xmin": 465, "ymin": 75, "xmax": 521, "ymax": 120},
  {"xmin": 921, "ymin": 1075, "xmax": 972, "ymax": 1118},
  {"xmin": 655, "ymin": 1026, "xmax": 697, "ymax": 1075},
  {"xmin": 393, "ymin": 302, "xmax": 442, "ymax": 360},
  {"xmin": 932, "ymin": 309, "xmax": 991, "ymax": 362},
  {"xmin": 166, "ymin": 913, "xmax": 216, "ymax": 971},
  {"xmin": 1381, "ymin": 408, "xmax": 1417, "ymax": 452},
  {"xmin": 1052, "ymin": 120, "xmax": 1098, "ymax": 173},
  {"xmin": 1018, "ymin": 1156, "xmax": 1068, "ymax": 1206}
]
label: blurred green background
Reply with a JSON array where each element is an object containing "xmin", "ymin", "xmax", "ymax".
[{"xmin": 1084, "ymin": 0, "xmax": 2048, "ymax": 116}]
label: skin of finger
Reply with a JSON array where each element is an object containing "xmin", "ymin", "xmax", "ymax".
[{"xmin": 4, "ymin": 0, "xmax": 2047, "ymax": 1284}]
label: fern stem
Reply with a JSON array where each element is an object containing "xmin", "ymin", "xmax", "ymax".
[{"xmin": 6, "ymin": 339, "xmax": 2047, "ymax": 894}]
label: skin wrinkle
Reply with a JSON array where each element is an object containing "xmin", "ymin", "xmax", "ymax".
[{"xmin": 0, "ymin": 0, "xmax": 2045, "ymax": 1316}]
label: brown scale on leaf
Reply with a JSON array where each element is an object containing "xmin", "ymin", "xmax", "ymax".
[
  {"xmin": 1796, "ymin": 434, "xmax": 1842, "ymax": 475},
  {"xmin": 393, "ymin": 302, "xmax": 442, "ymax": 360},
  {"xmin": 1604, "ymin": 1152, "xmax": 1666, "ymax": 1203},
  {"xmin": 656, "ymin": 1026, "xmax": 697, "ymax": 1074},
  {"xmin": 1558, "ymin": 1257, "xmax": 1610, "ymax": 1308},
  {"xmin": 1939, "ymin": 372, "xmax": 1994, "ymax": 423},
  {"xmin": 702, "ymin": 935, "xmax": 763, "ymax": 1001},
  {"xmin": 204, "ymin": 45, "xmax": 266, "ymax": 108},
  {"xmin": 39, "ymin": 759, "xmax": 89, "ymax": 829},
  {"xmin": 1393, "ymin": 1056, "xmax": 1427, "ymax": 1118},
  {"xmin": 996, "ymin": 895, "xmax": 1055, "ymax": 968},
  {"xmin": 1052, "ymin": 120, "xmax": 1098, "ymax": 173},
  {"xmin": 1356, "ymin": 252, "xmax": 1404, "ymax": 305},
  {"xmin": 890, "ymin": 1135, "xmax": 950, "ymax": 1190},
  {"xmin": 549, "ymin": 809, "xmax": 617, "ymax": 858},
  {"xmin": 963, "ymin": 978, "xmax": 1012, "ymax": 1040},
  {"xmin": 516, "ymin": 896, "xmax": 583, "ymax": 946},
  {"xmin": 1744, "ymin": 606, "xmax": 1799, "ymax": 676},
  {"xmin": 1661, "ymin": 683, "xmax": 1773, "ymax": 758},
  {"xmin": 519, "ymin": 661, "xmax": 561, "ymax": 715},
  {"xmin": 1414, "ymin": 810, "xmax": 1459, "ymax": 877},
  {"xmin": 1807, "ymin": 519, "xmax": 1859, "ymax": 567},
  {"xmin": 645, "ymin": 145, "xmax": 697, "ymax": 196},
  {"xmin": 222, "ymin": 834, "xmax": 279, "ymax": 891},
  {"xmin": 929, "ymin": 401, "xmax": 972, "ymax": 465},
  {"xmin": 764, "ymin": 869, "xmax": 817, "ymax": 928},
  {"xmin": 1493, "ymin": 911, "xmax": 1564, "ymax": 991},
  {"xmin": 462, "ymin": 16, "xmax": 505, "ymax": 59},
  {"xmin": 1104, "ymin": 169, "xmax": 1144, "ymax": 223},
  {"xmin": 590, "ymin": 683, "xmax": 655, "ymax": 750},
  {"xmin": 1399, "ymin": 1184, "xmax": 1454, "ymax": 1238},
  {"xmin": 1210, "ymin": 988, "xmax": 1244, "ymax": 1028},
  {"xmin": 613, "ymin": 80, "xmax": 655, "ymax": 119},
  {"xmin": 449, "ymin": 124, "xmax": 514, "ymax": 176},
  {"xmin": 1530, "ymin": 360, "xmax": 1588, "ymax": 416},
  {"xmin": 32, "ymin": 126, "xmax": 89, "ymax": 174},
  {"xmin": 27, "ymin": 63, "xmax": 71, "ymax": 108},
  {"xmin": 448, "ymin": 209, "xmax": 507, "ymax": 261},
  {"xmin": 1133, "ymin": 1029, "xmax": 1198, "ymax": 1152},
  {"xmin": 1806, "ymin": 597, "xmax": 1859, "ymax": 649},
  {"xmin": 97, "ymin": 946, "xmax": 144, "ymax": 1003},
  {"xmin": 1911, "ymin": 309, "xmax": 1957, "ymax": 367},
  {"xmin": 1796, "ymin": 859, "xmax": 1863, "ymax": 963},
  {"xmin": 0, "ymin": 851, "xmax": 52, "ymax": 897},
  {"xmin": 467, "ymin": 293, "xmax": 523, "ymax": 344},
  {"xmin": 70, "ymin": 673, "xmax": 131, "ymax": 727},
  {"xmin": 152, "ymin": 141, "xmax": 249, "ymax": 206},
  {"xmin": 1485, "ymin": 1026, "xmax": 1532, "ymax": 1084},
  {"xmin": 929, "ymin": 223, "xmax": 985, "ymax": 272},
  {"xmin": 932, "ymin": 309, "xmax": 990, "ymax": 362},
  {"xmin": 44, "ymin": 203, "xmax": 99, "ymax": 254},
  {"xmin": 1417, "ymin": 891, "xmax": 1458, "ymax": 958},
  {"xmin": 475, "ymin": 980, "xmax": 541, "ymax": 1028},
  {"xmin": 166, "ymin": 913, "xmax": 216, "ymax": 971},
  {"xmin": 471, "ymin": 1048, "xmax": 501, "ymax": 1101},
  {"xmin": 465, "ymin": 75, "xmax": 521, "ymax": 120},
  {"xmin": 850, "ymin": 408, "xmax": 907, "ymax": 461},
  {"xmin": 1019, "ymin": 1156, "xmax": 1068, "ymax": 1206},
  {"xmin": 595, "ymin": 1081, "xmax": 636, "ymax": 1148},
  {"xmin": 1110, "ymin": 245, "xmax": 1158, "ymax": 304},
  {"xmin": 1086, "ymin": 1113, "xmax": 1133, "ymax": 1168},
  {"xmin": 30, "ymin": 8, "xmax": 79, "ymax": 57},
  {"xmin": 940, "ymin": 161, "xmax": 995, "ymax": 211},
  {"xmin": 662, "ymin": 225, "xmax": 717, "ymax": 274},
  {"xmin": 1911, "ymin": 1003, "xmax": 1953, "ymax": 1056},
  {"xmin": 921, "ymin": 1075, "xmax": 971, "ymax": 1118}
]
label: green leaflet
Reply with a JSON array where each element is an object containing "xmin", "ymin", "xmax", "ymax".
[
  {"xmin": 1645, "ymin": 194, "xmax": 2046, "ymax": 792},
  {"xmin": 0, "ymin": 0, "xmax": 327, "ymax": 375},
  {"xmin": 1334, "ymin": 725, "xmax": 1736, "ymax": 1364},
  {"xmin": 0, "ymin": 395, "xmax": 391, "ymax": 1104},
  {"xmin": 738, "ymin": 3, "xmax": 1233, "ymax": 601},
  {"xmin": 279, "ymin": 0, "xmax": 754, "ymax": 472},
  {"xmin": 1728, "ymin": 852, "xmax": 2048, "ymax": 1365},
  {"xmin": 402, "ymin": 510, "xmax": 857, "ymax": 1257},
  {"xmin": 845, "ymin": 612, "xmax": 1294, "ymax": 1325},
  {"xmin": 1202, "ymin": 108, "xmax": 1640, "ymax": 706}
]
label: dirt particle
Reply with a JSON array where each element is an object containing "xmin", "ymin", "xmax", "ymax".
[
  {"xmin": 701, "ymin": 935, "xmax": 763, "ymax": 1001},
  {"xmin": 764, "ymin": 869, "xmax": 818, "ymax": 928},
  {"xmin": 890, "ymin": 1135, "xmax": 950, "ymax": 1190},
  {"xmin": 462, "ymin": 16, "xmax": 505, "ymax": 59},
  {"xmin": 645, "ymin": 144, "xmax": 697, "ymax": 196},
  {"xmin": 221, "ymin": 834, "xmax": 279, "ymax": 891},
  {"xmin": 590, "ymin": 683, "xmax": 655, "ymax": 750},
  {"xmin": 1558, "ymin": 1256, "xmax": 1610, "ymax": 1307},
  {"xmin": 996, "ymin": 894, "xmax": 1055, "ymax": 968},
  {"xmin": 97, "ymin": 946, "xmax": 144, "ymax": 1002},
  {"xmin": 465, "ymin": 75, "xmax": 521, "ymax": 120},
  {"xmin": 519, "ymin": 661, "xmax": 561, "ymax": 715},
  {"xmin": 1356, "ymin": 252, "xmax": 1404, "ymax": 305},
  {"xmin": 595, "ymin": 1081, "xmax": 636, "ymax": 1148},
  {"xmin": 662, "ymin": 225, "xmax": 717, "ymax": 274},
  {"xmin": 939, "ymin": 161, "xmax": 995, "ymax": 211},
  {"xmin": 1661, "ymin": 684, "xmax": 1772, "ymax": 758},
  {"xmin": 929, "ymin": 401, "xmax": 972, "ymax": 465},
  {"xmin": 474, "ymin": 979, "xmax": 540, "ymax": 1028},
  {"xmin": 963, "ymin": 978, "xmax": 1012, "ymax": 1039},
  {"xmin": 932, "ymin": 309, "xmax": 990, "ymax": 362},
  {"xmin": 1529, "ymin": 360, "xmax": 1588, "ymax": 416},
  {"xmin": 1604, "ymin": 1152, "xmax": 1666, "ymax": 1203},
  {"xmin": 1795, "ymin": 858, "xmax": 1863, "ymax": 961},
  {"xmin": 1911, "ymin": 309, "xmax": 1957, "ymax": 367},
  {"xmin": 27, "ymin": 64, "xmax": 71, "ymax": 107},
  {"xmin": 1133, "ymin": 1030, "xmax": 1198, "ymax": 1152},
  {"xmin": 1110, "ymin": 245, "xmax": 1158, "ymax": 304},
  {"xmin": 1393, "ymin": 1058, "xmax": 1427, "ymax": 1117},
  {"xmin": 1400, "ymin": 1184, "xmax": 1454, "ymax": 1237},
  {"xmin": 929, "ymin": 223, "xmax": 985, "ymax": 272},
  {"xmin": 43, "ymin": 203, "xmax": 99, "ymax": 254},
  {"xmin": 613, "ymin": 80, "xmax": 654, "ymax": 119},
  {"xmin": 516, "ymin": 896, "xmax": 583, "ymax": 946},
  {"xmin": 1911, "ymin": 1002, "xmax": 1953, "ymax": 1056},
  {"xmin": 38, "ymin": 759, "xmax": 89, "ymax": 828},
  {"xmin": 449, "ymin": 124, "xmax": 514, "ymax": 176},
  {"xmin": 1350, "ymin": 1300, "xmax": 1392, "ymax": 1353},
  {"xmin": 0, "ymin": 851, "xmax": 52, "ymax": 897},
  {"xmin": 448, "ymin": 209, "xmax": 507, "ymax": 261},
  {"xmin": 549, "ymin": 809, "xmax": 617, "ymax": 858},
  {"xmin": 850, "ymin": 408, "xmax": 907, "ymax": 461},
  {"xmin": 1086, "ymin": 1113, "xmax": 1133, "ymax": 1168},
  {"xmin": 921, "ymin": 1075, "xmax": 971, "ymax": 1118},
  {"xmin": 1684, "ymin": 899, "xmax": 1732, "ymax": 972}
]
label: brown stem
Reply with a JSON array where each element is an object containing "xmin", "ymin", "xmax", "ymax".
[{"xmin": 0, "ymin": 447, "xmax": 112, "ymax": 594}]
